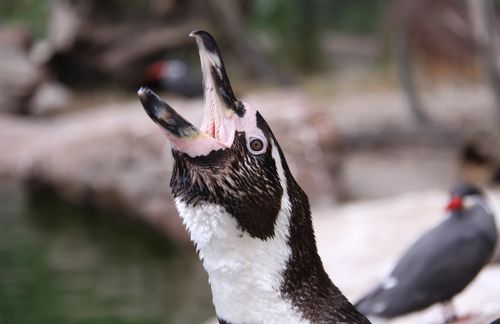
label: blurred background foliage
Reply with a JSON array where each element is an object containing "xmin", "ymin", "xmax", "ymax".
[
  {"xmin": 0, "ymin": 0, "xmax": 49, "ymax": 39},
  {"xmin": 0, "ymin": 0, "xmax": 388, "ymax": 70},
  {"xmin": 248, "ymin": 0, "xmax": 387, "ymax": 70}
]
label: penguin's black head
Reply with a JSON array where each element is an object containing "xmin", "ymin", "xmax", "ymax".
[
  {"xmin": 446, "ymin": 183, "xmax": 484, "ymax": 212},
  {"xmin": 138, "ymin": 31, "xmax": 288, "ymax": 239}
]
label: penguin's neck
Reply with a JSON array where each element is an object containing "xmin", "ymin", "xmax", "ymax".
[
  {"xmin": 173, "ymin": 173, "xmax": 309, "ymax": 323},
  {"xmin": 279, "ymin": 179, "xmax": 358, "ymax": 322},
  {"xmin": 174, "ymin": 180, "xmax": 349, "ymax": 324},
  {"xmin": 172, "ymin": 143, "xmax": 360, "ymax": 323}
]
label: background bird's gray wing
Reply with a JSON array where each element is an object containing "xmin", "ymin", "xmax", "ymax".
[{"xmin": 356, "ymin": 217, "xmax": 495, "ymax": 318}]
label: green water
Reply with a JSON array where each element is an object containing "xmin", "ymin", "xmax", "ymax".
[{"xmin": 0, "ymin": 183, "xmax": 213, "ymax": 324}]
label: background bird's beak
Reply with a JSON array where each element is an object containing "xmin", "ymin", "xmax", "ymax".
[{"xmin": 445, "ymin": 196, "xmax": 463, "ymax": 211}]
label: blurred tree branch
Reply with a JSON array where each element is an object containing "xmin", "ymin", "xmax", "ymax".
[
  {"xmin": 205, "ymin": 0, "xmax": 293, "ymax": 85},
  {"xmin": 393, "ymin": 26, "xmax": 431, "ymax": 125},
  {"xmin": 388, "ymin": 0, "xmax": 500, "ymax": 127},
  {"xmin": 468, "ymin": 0, "xmax": 500, "ymax": 124}
]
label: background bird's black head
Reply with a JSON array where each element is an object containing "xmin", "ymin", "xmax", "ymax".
[
  {"xmin": 446, "ymin": 183, "xmax": 485, "ymax": 212},
  {"xmin": 450, "ymin": 183, "xmax": 484, "ymax": 198}
]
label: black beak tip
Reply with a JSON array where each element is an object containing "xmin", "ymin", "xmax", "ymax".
[
  {"xmin": 137, "ymin": 86, "xmax": 165, "ymax": 120},
  {"xmin": 189, "ymin": 29, "xmax": 209, "ymax": 38},
  {"xmin": 138, "ymin": 86, "xmax": 164, "ymax": 104},
  {"xmin": 189, "ymin": 30, "xmax": 218, "ymax": 53},
  {"xmin": 137, "ymin": 86, "xmax": 154, "ymax": 102}
]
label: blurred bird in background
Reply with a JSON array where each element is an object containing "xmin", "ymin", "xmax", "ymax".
[
  {"xmin": 144, "ymin": 59, "xmax": 203, "ymax": 97},
  {"xmin": 356, "ymin": 184, "xmax": 498, "ymax": 323}
]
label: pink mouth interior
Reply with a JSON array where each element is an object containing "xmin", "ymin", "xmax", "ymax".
[
  {"xmin": 200, "ymin": 103, "xmax": 220, "ymax": 139},
  {"xmin": 202, "ymin": 110, "xmax": 219, "ymax": 139},
  {"xmin": 207, "ymin": 122, "xmax": 216, "ymax": 138},
  {"xmin": 199, "ymin": 100, "xmax": 235, "ymax": 147},
  {"xmin": 200, "ymin": 87, "xmax": 238, "ymax": 147}
]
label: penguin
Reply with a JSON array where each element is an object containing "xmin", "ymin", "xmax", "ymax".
[
  {"xmin": 355, "ymin": 184, "xmax": 498, "ymax": 322},
  {"xmin": 138, "ymin": 30, "xmax": 370, "ymax": 324}
]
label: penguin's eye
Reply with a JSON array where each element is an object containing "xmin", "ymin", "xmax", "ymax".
[{"xmin": 248, "ymin": 137, "xmax": 266, "ymax": 154}]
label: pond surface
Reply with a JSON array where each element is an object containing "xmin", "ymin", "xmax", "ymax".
[{"xmin": 0, "ymin": 182, "xmax": 213, "ymax": 324}]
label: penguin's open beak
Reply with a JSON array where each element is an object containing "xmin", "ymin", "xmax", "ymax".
[
  {"xmin": 189, "ymin": 30, "xmax": 245, "ymax": 121},
  {"xmin": 138, "ymin": 87, "xmax": 200, "ymax": 138},
  {"xmin": 138, "ymin": 30, "xmax": 241, "ymax": 157}
]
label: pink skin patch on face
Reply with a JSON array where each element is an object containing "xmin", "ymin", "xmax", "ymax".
[
  {"xmin": 446, "ymin": 196, "xmax": 463, "ymax": 211},
  {"xmin": 163, "ymin": 130, "xmax": 229, "ymax": 157},
  {"xmin": 164, "ymin": 102, "xmax": 265, "ymax": 158}
]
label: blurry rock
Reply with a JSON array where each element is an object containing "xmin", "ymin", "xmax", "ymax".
[
  {"xmin": 0, "ymin": 26, "xmax": 44, "ymax": 114},
  {"xmin": 30, "ymin": 39, "xmax": 55, "ymax": 66},
  {"xmin": 0, "ymin": 91, "xmax": 339, "ymax": 243},
  {"xmin": 29, "ymin": 81, "xmax": 72, "ymax": 115},
  {"xmin": 0, "ymin": 25, "xmax": 31, "ymax": 50}
]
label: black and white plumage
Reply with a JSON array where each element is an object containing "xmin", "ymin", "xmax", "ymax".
[
  {"xmin": 138, "ymin": 30, "xmax": 369, "ymax": 324},
  {"xmin": 356, "ymin": 184, "xmax": 498, "ymax": 322}
]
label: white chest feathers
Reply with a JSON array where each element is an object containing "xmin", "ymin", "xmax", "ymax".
[
  {"xmin": 174, "ymin": 199, "xmax": 308, "ymax": 324},
  {"xmin": 173, "ymin": 141, "xmax": 310, "ymax": 323}
]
